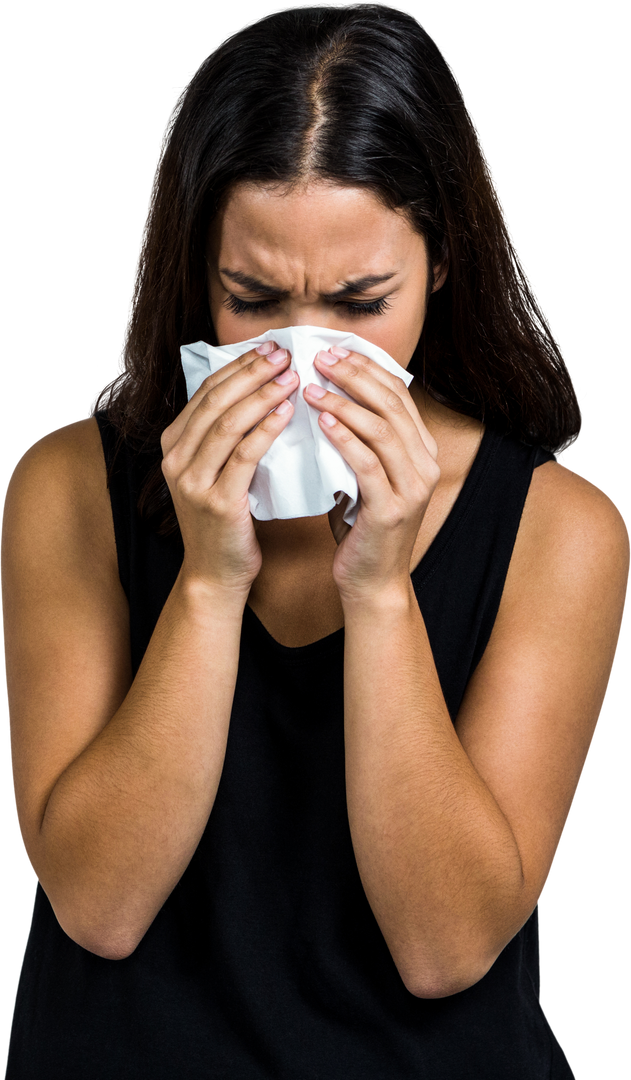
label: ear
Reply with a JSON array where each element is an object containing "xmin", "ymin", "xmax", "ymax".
[{"xmin": 431, "ymin": 261, "xmax": 449, "ymax": 293}]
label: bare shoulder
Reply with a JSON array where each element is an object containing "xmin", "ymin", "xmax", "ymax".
[
  {"xmin": 490, "ymin": 458, "xmax": 630, "ymax": 681},
  {"xmin": 3, "ymin": 417, "xmax": 113, "ymax": 565},
  {"xmin": 6, "ymin": 416, "xmax": 106, "ymax": 505},
  {"xmin": 515, "ymin": 460, "xmax": 629, "ymax": 593}
]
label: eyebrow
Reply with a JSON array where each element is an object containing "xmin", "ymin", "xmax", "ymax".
[{"xmin": 219, "ymin": 268, "xmax": 397, "ymax": 301}]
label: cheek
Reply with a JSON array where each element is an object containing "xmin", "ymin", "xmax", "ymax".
[
  {"xmin": 360, "ymin": 306, "xmax": 425, "ymax": 369},
  {"xmin": 208, "ymin": 280, "xmax": 240, "ymax": 344},
  {"xmin": 210, "ymin": 299, "xmax": 259, "ymax": 347}
]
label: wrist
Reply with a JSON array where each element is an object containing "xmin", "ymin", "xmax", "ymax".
[
  {"xmin": 339, "ymin": 577, "xmax": 417, "ymax": 618},
  {"xmin": 174, "ymin": 569, "xmax": 250, "ymax": 622}
]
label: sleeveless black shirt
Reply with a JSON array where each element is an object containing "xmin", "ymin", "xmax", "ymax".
[{"xmin": 6, "ymin": 414, "xmax": 575, "ymax": 1079}]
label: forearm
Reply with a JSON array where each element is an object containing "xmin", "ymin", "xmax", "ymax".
[
  {"xmin": 342, "ymin": 582, "xmax": 525, "ymax": 997},
  {"xmin": 38, "ymin": 571, "xmax": 246, "ymax": 958}
]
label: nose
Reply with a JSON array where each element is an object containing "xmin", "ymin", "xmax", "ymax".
[{"xmin": 279, "ymin": 299, "xmax": 339, "ymax": 329}]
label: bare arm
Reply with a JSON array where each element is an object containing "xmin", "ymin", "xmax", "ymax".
[
  {"xmin": 3, "ymin": 344, "xmax": 298, "ymax": 959},
  {"xmin": 4, "ymin": 430, "xmax": 245, "ymax": 962},
  {"xmin": 342, "ymin": 465, "xmax": 628, "ymax": 996},
  {"xmin": 42, "ymin": 572, "xmax": 246, "ymax": 961}
]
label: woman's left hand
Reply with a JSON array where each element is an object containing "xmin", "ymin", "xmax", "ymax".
[{"xmin": 303, "ymin": 347, "xmax": 441, "ymax": 602}]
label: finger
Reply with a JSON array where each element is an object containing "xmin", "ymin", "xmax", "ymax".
[
  {"xmin": 315, "ymin": 411, "xmax": 396, "ymax": 512},
  {"xmin": 163, "ymin": 347, "xmax": 291, "ymax": 453},
  {"xmin": 182, "ymin": 365, "xmax": 296, "ymax": 466},
  {"xmin": 314, "ymin": 349, "xmax": 438, "ymax": 461},
  {"xmin": 211, "ymin": 393, "xmax": 296, "ymax": 505},
  {"xmin": 304, "ymin": 383, "xmax": 432, "ymax": 498},
  {"xmin": 304, "ymin": 362, "xmax": 434, "ymax": 481},
  {"xmin": 165, "ymin": 388, "xmax": 298, "ymax": 509}
]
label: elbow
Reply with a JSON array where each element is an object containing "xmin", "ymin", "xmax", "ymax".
[
  {"xmin": 79, "ymin": 933, "xmax": 136, "ymax": 959},
  {"xmin": 74, "ymin": 934, "xmax": 139, "ymax": 962},
  {"xmin": 85, "ymin": 944, "xmax": 136, "ymax": 961},
  {"xmin": 403, "ymin": 966, "xmax": 490, "ymax": 1000},
  {"xmin": 31, "ymin": 842, "xmax": 151, "ymax": 960},
  {"xmin": 399, "ymin": 947, "xmax": 498, "ymax": 1000},
  {"xmin": 52, "ymin": 902, "xmax": 142, "ymax": 961}
]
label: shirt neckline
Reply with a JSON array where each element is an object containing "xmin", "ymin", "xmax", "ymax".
[{"xmin": 244, "ymin": 425, "xmax": 498, "ymax": 658}]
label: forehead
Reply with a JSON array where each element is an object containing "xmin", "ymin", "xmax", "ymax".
[{"xmin": 209, "ymin": 181, "xmax": 425, "ymax": 280}]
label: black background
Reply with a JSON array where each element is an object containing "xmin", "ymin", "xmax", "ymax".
[{"xmin": 3, "ymin": 4, "xmax": 626, "ymax": 1075}]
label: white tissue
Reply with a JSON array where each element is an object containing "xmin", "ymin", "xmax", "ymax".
[{"xmin": 180, "ymin": 326, "xmax": 413, "ymax": 525}]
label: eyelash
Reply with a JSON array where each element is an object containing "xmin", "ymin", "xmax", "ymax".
[{"xmin": 223, "ymin": 294, "xmax": 391, "ymax": 318}]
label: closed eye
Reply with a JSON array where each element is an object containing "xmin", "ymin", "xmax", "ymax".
[{"xmin": 223, "ymin": 295, "xmax": 392, "ymax": 317}]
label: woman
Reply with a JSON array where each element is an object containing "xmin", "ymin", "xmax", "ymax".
[{"xmin": 2, "ymin": 5, "xmax": 628, "ymax": 1078}]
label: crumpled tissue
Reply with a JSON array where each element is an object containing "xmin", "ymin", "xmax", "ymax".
[{"xmin": 180, "ymin": 326, "xmax": 413, "ymax": 524}]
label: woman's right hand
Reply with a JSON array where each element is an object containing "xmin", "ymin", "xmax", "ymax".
[{"xmin": 161, "ymin": 341, "xmax": 297, "ymax": 595}]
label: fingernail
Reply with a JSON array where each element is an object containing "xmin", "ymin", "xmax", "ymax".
[
  {"xmin": 275, "ymin": 399, "xmax": 292, "ymax": 414},
  {"xmin": 256, "ymin": 341, "xmax": 275, "ymax": 355},
  {"xmin": 320, "ymin": 412, "xmax": 337, "ymax": 427},
  {"xmin": 267, "ymin": 348, "xmax": 287, "ymax": 364},
  {"xmin": 274, "ymin": 369, "xmax": 296, "ymax": 386},
  {"xmin": 304, "ymin": 380, "xmax": 326, "ymax": 397},
  {"xmin": 330, "ymin": 347, "xmax": 350, "ymax": 359},
  {"xmin": 316, "ymin": 350, "xmax": 338, "ymax": 365}
]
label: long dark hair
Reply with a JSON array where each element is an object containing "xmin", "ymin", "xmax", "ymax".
[{"xmin": 96, "ymin": 4, "xmax": 580, "ymax": 532}]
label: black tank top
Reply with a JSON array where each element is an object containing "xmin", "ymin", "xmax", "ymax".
[{"xmin": 6, "ymin": 413, "xmax": 575, "ymax": 1080}]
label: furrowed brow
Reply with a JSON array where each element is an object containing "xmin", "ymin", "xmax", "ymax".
[{"xmin": 219, "ymin": 268, "xmax": 397, "ymax": 300}]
